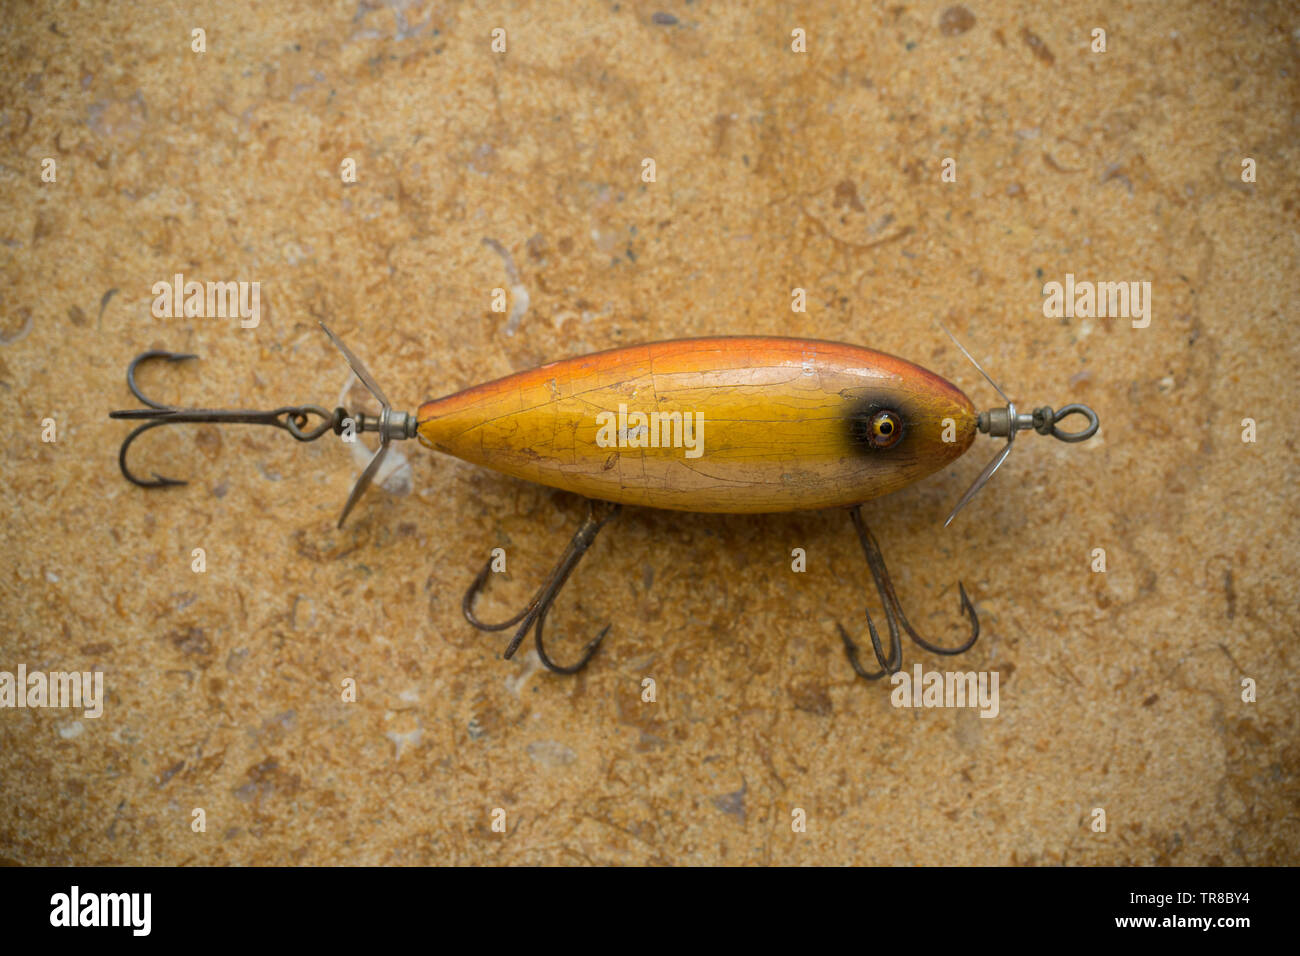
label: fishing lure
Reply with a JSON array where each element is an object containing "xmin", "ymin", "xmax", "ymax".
[{"xmin": 110, "ymin": 326, "xmax": 1098, "ymax": 679}]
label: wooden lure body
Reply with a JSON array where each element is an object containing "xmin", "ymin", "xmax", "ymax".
[{"xmin": 416, "ymin": 336, "xmax": 976, "ymax": 513}]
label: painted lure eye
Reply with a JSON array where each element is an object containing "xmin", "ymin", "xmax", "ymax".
[{"xmin": 866, "ymin": 409, "xmax": 903, "ymax": 449}]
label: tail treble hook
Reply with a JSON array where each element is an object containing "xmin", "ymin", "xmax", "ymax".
[
  {"xmin": 109, "ymin": 350, "xmax": 346, "ymax": 489},
  {"xmin": 836, "ymin": 505, "xmax": 980, "ymax": 680},
  {"xmin": 463, "ymin": 499, "xmax": 622, "ymax": 674},
  {"xmin": 108, "ymin": 325, "xmax": 418, "ymax": 528}
]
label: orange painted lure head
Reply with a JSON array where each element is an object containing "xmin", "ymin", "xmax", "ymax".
[{"xmin": 110, "ymin": 324, "xmax": 1099, "ymax": 683}]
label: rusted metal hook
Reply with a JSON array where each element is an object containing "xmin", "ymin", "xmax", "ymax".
[
  {"xmin": 463, "ymin": 499, "xmax": 623, "ymax": 674},
  {"xmin": 108, "ymin": 326, "xmax": 419, "ymax": 528},
  {"xmin": 836, "ymin": 505, "xmax": 981, "ymax": 680},
  {"xmin": 108, "ymin": 350, "xmax": 346, "ymax": 488}
]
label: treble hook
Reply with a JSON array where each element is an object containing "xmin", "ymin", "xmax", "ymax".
[
  {"xmin": 836, "ymin": 505, "xmax": 980, "ymax": 680},
  {"xmin": 463, "ymin": 499, "xmax": 622, "ymax": 674},
  {"xmin": 108, "ymin": 350, "xmax": 346, "ymax": 488},
  {"xmin": 109, "ymin": 326, "xmax": 420, "ymax": 527}
]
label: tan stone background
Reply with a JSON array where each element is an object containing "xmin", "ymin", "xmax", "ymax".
[{"xmin": 2, "ymin": 0, "xmax": 1297, "ymax": 865}]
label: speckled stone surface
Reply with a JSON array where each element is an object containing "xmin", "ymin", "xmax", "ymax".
[{"xmin": 1, "ymin": 1, "xmax": 1296, "ymax": 865}]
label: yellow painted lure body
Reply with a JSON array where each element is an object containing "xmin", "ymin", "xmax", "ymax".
[{"xmin": 417, "ymin": 336, "xmax": 976, "ymax": 513}]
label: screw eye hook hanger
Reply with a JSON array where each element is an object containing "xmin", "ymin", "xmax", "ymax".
[{"xmin": 463, "ymin": 499, "xmax": 622, "ymax": 674}]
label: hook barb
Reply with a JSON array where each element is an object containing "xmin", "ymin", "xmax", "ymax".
[
  {"xmin": 836, "ymin": 505, "xmax": 980, "ymax": 680},
  {"xmin": 463, "ymin": 499, "xmax": 622, "ymax": 674}
]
